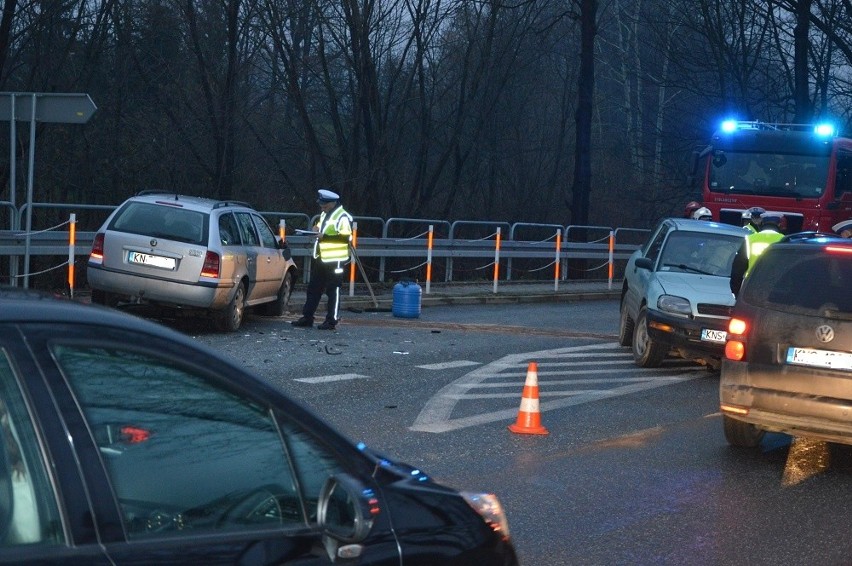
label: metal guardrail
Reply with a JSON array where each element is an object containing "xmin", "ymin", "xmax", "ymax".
[
  {"xmin": 0, "ymin": 201, "xmax": 651, "ymax": 287},
  {"xmin": 0, "ymin": 229, "xmax": 645, "ymax": 285}
]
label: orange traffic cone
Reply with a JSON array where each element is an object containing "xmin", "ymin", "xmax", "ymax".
[{"xmin": 508, "ymin": 362, "xmax": 549, "ymax": 435}]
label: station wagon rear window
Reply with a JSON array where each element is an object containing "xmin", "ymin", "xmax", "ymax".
[
  {"xmin": 110, "ymin": 202, "xmax": 208, "ymax": 246},
  {"xmin": 742, "ymin": 246, "xmax": 852, "ymax": 317}
]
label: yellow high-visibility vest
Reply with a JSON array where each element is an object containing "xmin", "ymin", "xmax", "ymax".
[
  {"xmin": 744, "ymin": 229, "xmax": 784, "ymax": 275},
  {"xmin": 313, "ymin": 205, "xmax": 353, "ymax": 262}
]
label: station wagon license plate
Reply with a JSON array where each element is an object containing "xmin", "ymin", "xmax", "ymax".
[
  {"xmin": 786, "ymin": 347, "xmax": 852, "ymax": 371},
  {"xmin": 127, "ymin": 251, "xmax": 176, "ymax": 270},
  {"xmin": 701, "ymin": 329, "xmax": 727, "ymax": 343}
]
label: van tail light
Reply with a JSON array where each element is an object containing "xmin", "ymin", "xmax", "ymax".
[
  {"xmin": 725, "ymin": 317, "xmax": 748, "ymax": 361},
  {"xmin": 200, "ymin": 251, "xmax": 221, "ymax": 278},
  {"xmin": 90, "ymin": 233, "xmax": 105, "ymax": 261}
]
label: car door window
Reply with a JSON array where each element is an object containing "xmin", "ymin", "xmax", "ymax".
[
  {"xmin": 218, "ymin": 213, "xmax": 241, "ymax": 246},
  {"xmin": 643, "ymin": 225, "xmax": 668, "ymax": 264},
  {"xmin": 253, "ymin": 214, "xmax": 278, "ymax": 249},
  {"xmin": 51, "ymin": 344, "xmax": 316, "ymax": 539},
  {"xmin": 235, "ymin": 213, "xmax": 260, "ymax": 246},
  {"xmin": 0, "ymin": 352, "xmax": 63, "ymax": 547}
]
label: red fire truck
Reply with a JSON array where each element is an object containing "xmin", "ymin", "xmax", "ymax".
[{"xmin": 692, "ymin": 120, "xmax": 852, "ymax": 232}]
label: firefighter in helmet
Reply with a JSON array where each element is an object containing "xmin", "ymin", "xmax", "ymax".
[{"xmin": 740, "ymin": 206, "xmax": 765, "ymax": 234}]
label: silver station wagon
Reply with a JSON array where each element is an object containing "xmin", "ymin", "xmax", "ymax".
[{"xmin": 86, "ymin": 192, "xmax": 297, "ymax": 331}]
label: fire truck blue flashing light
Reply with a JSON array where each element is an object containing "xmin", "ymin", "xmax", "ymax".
[
  {"xmin": 720, "ymin": 119, "xmax": 738, "ymax": 133},
  {"xmin": 814, "ymin": 123, "xmax": 836, "ymax": 137}
]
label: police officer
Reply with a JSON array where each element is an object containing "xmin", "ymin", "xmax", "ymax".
[
  {"xmin": 292, "ymin": 189, "xmax": 353, "ymax": 330},
  {"xmin": 730, "ymin": 212, "xmax": 785, "ymax": 296},
  {"xmin": 740, "ymin": 206, "xmax": 765, "ymax": 234}
]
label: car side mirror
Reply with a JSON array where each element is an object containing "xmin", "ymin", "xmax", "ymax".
[
  {"xmin": 635, "ymin": 257, "xmax": 654, "ymax": 271},
  {"xmin": 317, "ymin": 473, "xmax": 378, "ymax": 560}
]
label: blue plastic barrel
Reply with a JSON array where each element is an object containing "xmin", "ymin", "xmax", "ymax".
[{"xmin": 392, "ymin": 281, "xmax": 422, "ymax": 318}]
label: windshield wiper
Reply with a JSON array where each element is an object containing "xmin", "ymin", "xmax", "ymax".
[{"xmin": 661, "ymin": 263, "xmax": 717, "ymax": 276}]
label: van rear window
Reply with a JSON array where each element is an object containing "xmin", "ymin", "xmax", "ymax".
[{"xmin": 742, "ymin": 246, "xmax": 852, "ymax": 317}]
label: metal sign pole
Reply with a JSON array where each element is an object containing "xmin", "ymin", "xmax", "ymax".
[{"xmin": 23, "ymin": 94, "xmax": 36, "ymax": 288}]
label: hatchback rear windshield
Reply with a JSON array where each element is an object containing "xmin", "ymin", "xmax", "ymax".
[
  {"xmin": 110, "ymin": 202, "xmax": 208, "ymax": 246},
  {"xmin": 742, "ymin": 245, "xmax": 852, "ymax": 318}
]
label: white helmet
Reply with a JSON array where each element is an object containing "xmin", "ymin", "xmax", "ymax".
[{"xmin": 691, "ymin": 207, "xmax": 712, "ymax": 221}]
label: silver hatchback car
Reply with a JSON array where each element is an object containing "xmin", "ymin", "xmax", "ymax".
[{"xmin": 87, "ymin": 192, "xmax": 297, "ymax": 331}]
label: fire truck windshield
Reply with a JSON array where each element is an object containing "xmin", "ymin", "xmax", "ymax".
[{"xmin": 708, "ymin": 150, "xmax": 829, "ymax": 199}]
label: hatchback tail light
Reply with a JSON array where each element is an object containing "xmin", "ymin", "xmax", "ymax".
[
  {"xmin": 90, "ymin": 233, "xmax": 105, "ymax": 261},
  {"xmin": 725, "ymin": 317, "xmax": 748, "ymax": 361},
  {"xmin": 200, "ymin": 251, "xmax": 221, "ymax": 278}
]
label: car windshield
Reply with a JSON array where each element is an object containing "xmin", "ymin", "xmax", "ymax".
[
  {"xmin": 110, "ymin": 202, "xmax": 207, "ymax": 245},
  {"xmin": 658, "ymin": 231, "xmax": 743, "ymax": 277},
  {"xmin": 708, "ymin": 151, "xmax": 829, "ymax": 198}
]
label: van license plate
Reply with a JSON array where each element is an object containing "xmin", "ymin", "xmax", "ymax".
[
  {"xmin": 786, "ymin": 347, "xmax": 852, "ymax": 371},
  {"xmin": 701, "ymin": 329, "xmax": 727, "ymax": 343},
  {"xmin": 128, "ymin": 251, "xmax": 176, "ymax": 270}
]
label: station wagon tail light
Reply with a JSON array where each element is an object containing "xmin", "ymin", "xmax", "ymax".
[
  {"xmin": 725, "ymin": 317, "xmax": 748, "ymax": 361},
  {"xmin": 200, "ymin": 251, "xmax": 220, "ymax": 278},
  {"xmin": 90, "ymin": 233, "xmax": 105, "ymax": 261}
]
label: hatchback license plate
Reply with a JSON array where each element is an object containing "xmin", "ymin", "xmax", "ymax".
[
  {"xmin": 128, "ymin": 251, "xmax": 176, "ymax": 270},
  {"xmin": 786, "ymin": 347, "xmax": 852, "ymax": 371},
  {"xmin": 701, "ymin": 329, "xmax": 727, "ymax": 343}
]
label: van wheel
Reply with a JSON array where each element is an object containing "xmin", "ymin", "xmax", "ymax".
[
  {"xmin": 217, "ymin": 283, "xmax": 246, "ymax": 332},
  {"xmin": 723, "ymin": 415, "xmax": 765, "ymax": 447},
  {"xmin": 632, "ymin": 307, "xmax": 667, "ymax": 367},
  {"xmin": 264, "ymin": 271, "xmax": 294, "ymax": 317},
  {"xmin": 618, "ymin": 301, "xmax": 634, "ymax": 347}
]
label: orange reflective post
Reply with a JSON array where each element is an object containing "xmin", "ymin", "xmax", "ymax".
[
  {"xmin": 349, "ymin": 222, "xmax": 358, "ymax": 296},
  {"xmin": 492, "ymin": 227, "xmax": 501, "ymax": 294},
  {"xmin": 425, "ymin": 225, "xmax": 433, "ymax": 294},
  {"xmin": 68, "ymin": 213, "xmax": 76, "ymax": 298},
  {"xmin": 554, "ymin": 229, "xmax": 561, "ymax": 291},
  {"xmin": 278, "ymin": 219, "xmax": 286, "ymax": 242}
]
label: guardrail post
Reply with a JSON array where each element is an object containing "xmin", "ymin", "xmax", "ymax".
[{"xmin": 608, "ymin": 230, "xmax": 615, "ymax": 290}]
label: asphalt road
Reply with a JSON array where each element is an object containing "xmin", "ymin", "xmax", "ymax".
[{"xmin": 158, "ymin": 299, "xmax": 852, "ymax": 566}]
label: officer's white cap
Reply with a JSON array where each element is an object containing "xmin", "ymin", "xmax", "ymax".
[
  {"xmin": 832, "ymin": 219, "xmax": 852, "ymax": 233},
  {"xmin": 316, "ymin": 189, "xmax": 340, "ymax": 204}
]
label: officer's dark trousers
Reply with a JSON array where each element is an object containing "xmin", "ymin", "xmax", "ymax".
[{"xmin": 302, "ymin": 259, "xmax": 347, "ymax": 323}]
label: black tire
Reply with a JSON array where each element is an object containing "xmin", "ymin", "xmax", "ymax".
[
  {"xmin": 723, "ymin": 415, "xmax": 765, "ymax": 448},
  {"xmin": 90, "ymin": 289, "xmax": 119, "ymax": 307},
  {"xmin": 618, "ymin": 301, "xmax": 634, "ymax": 347},
  {"xmin": 263, "ymin": 271, "xmax": 294, "ymax": 317},
  {"xmin": 632, "ymin": 307, "xmax": 667, "ymax": 367},
  {"xmin": 216, "ymin": 283, "xmax": 246, "ymax": 332}
]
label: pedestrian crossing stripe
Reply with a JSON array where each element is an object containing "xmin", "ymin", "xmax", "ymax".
[{"xmin": 295, "ymin": 373, "xmax": 370, "ymax": 384}]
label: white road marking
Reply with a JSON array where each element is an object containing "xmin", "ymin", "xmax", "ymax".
[
  {"xmin": 295, "ymin": 373, "xmax": 371, "ymax": 384},
  {"xmin": 410, "ymin": 342, "xmax": 706, "ymax": 433},
  {"xmin": 416, "ymin": 360, "xmax": 482, "ymax": 370}
]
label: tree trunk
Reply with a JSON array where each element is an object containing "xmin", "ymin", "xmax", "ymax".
[{"xmin": 571, "ymin": 0, "xmax": 597, "ymax": 227}]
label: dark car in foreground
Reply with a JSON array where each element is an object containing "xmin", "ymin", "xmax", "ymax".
[
  {"xmin": 719, "ymin": 234, "xmax": 852, "ymax": 447},
  {"xmin": 619, "ymin": 218, "xmax": 747, "ymax": 369},
  {"xmin": 0, "ymin": 289, "xmax": 517, "ymax": 564}
]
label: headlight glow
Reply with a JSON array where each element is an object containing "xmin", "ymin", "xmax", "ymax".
[
  {"xmin": 461, "ymin": 492, "xmax": 510, "ymax": 540},
  {"xmin": 657, "ymin": 295, "xmax": 691, "ymax": 315}
]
